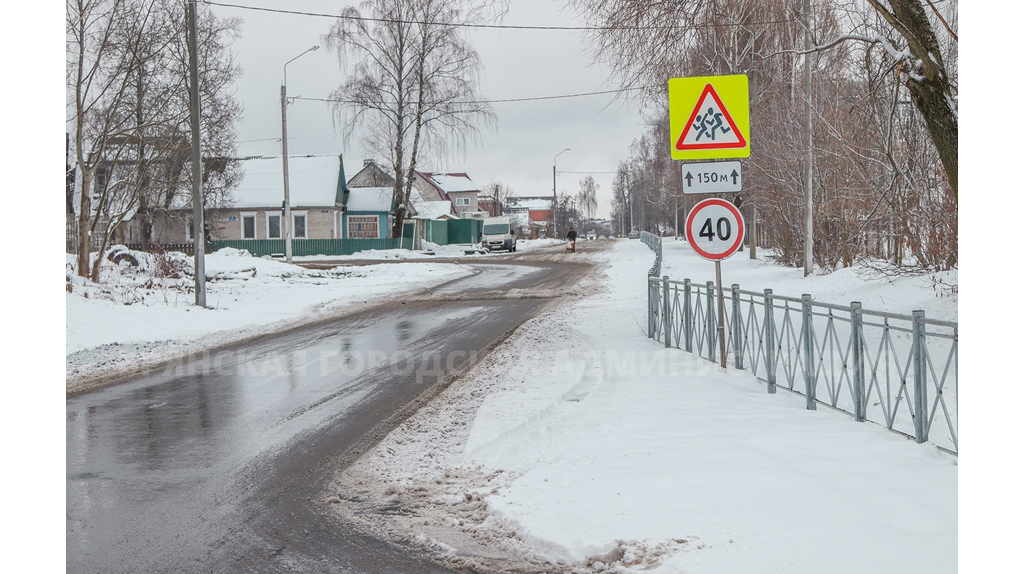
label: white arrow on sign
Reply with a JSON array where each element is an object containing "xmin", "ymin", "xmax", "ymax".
[{"xmin": 681, "ymin": 160, "xmax": 742, "ymax": 194}]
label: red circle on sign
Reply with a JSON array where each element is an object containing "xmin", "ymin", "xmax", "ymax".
[{"xmin": 685, "ymin": 198, "xmax": 745, "ymax": 261}]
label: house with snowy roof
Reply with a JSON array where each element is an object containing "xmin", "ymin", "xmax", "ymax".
[{"xmin": 413, "ymin": 171, "xmax": 484, "ymax": 219}]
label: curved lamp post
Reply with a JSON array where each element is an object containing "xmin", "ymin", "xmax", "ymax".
[{"xmin": 281, "ymin": 45, "xmax": 319, "ymax": 263}]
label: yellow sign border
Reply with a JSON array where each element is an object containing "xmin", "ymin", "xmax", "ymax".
[{"xmin": 669, "ymin": 75, "xmax": 750, "ymax": 160}]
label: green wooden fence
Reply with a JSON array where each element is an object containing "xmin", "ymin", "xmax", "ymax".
[{"xmin": 210, "ymin": 237, "xmax": 414, "ymax": 257}]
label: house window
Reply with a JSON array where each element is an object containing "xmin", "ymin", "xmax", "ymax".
[
  {"xmin": 186, "ymin": 217, "xmax": 195, "ymax": 242},
  {"xmin": 455, "ymin": 197, "xmax": 471, "ymax": 207},
  {"xmin": 242, "ymin": 213, "xmax": 256, "ymax": 239},
  {"xmin": 267, "ymin": 214, "xmax": 281, "ymax": 238},
  {"xmin": 348, "ymin": 215, "xmax": 378, "ymax": 238},
  {"xmin": 293, "ymin": 213, "xmax": 307, "ymax": 239}
]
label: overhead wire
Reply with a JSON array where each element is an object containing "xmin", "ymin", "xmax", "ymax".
[{"xmin": 202, "ymin": 1, "xmax": 796, "ymax": 32}]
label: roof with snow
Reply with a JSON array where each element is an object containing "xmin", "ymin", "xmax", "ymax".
[
  {"xmin": 230, "ymin": 155, "xmax": 345, "ymax": 208},
  {"xmin": 418, "ymin": 172, "xmax": 480, "ymax": 194},
  {"xmin": 512, "ymin": 198, "xmax": 553, "ymax": 210},
  {"xmin": 408, "ymin": 185, "xmax": 455, "ymax": 219},
  {"xmin": 345, "ymin": 186, "xmax": 394, "ymax": 212}
]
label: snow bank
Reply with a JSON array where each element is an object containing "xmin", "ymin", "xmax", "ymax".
[
  {"xmin": 326, "ymin": 240, "xmax": 957, "ymax": 573},
  {"xmin": 65, "ymin": 246, "xmax": 474, "ymax": 393}
]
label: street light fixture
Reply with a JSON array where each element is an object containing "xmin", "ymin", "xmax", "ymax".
[
  {"xmin": 553, "ymin": 148, "xmax": 569, "ymax": 238},
  {"xmin": 281, "ymin": 45, "xmax": 319, "ymax": 263}
]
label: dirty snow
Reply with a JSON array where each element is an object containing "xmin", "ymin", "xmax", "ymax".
[
  {"xmin": 323, "ymin": 239, "xmax": 958, "ymax": 573},
  {"xmin": 62, "ymin": 238, "xmax": 965, "ymax": 572}
]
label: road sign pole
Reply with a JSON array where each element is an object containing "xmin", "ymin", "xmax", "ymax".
[{"xmin": 715, "ymin": 260, "xmax": 727, "ymax": 369}]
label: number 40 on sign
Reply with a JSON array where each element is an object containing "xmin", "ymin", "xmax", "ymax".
[{"xmin": 685, "ymin": 198, "xmax": 745, "ymax": 261}]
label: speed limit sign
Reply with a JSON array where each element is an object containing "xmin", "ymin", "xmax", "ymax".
[{"xmin": 685, "ymin": 198, "xmax": 745, "ymax": 260}]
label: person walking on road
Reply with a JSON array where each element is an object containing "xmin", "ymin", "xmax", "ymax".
[{"xmin": 565, "ymin": 226, "xmax": 578, "ymax": 253}]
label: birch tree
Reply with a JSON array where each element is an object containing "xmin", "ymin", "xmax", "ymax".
[
  {"xmin": 324, "ymin": 0, "xmax": 501, "ymax": 237},
  {"xmin": 67, "ymin": 0, "xmax": 242, "ymax": 280}
]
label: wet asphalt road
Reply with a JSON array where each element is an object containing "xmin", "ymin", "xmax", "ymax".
[{"xmin": 67, "ymin": 258, "xmax": 583, "ymax": 573}]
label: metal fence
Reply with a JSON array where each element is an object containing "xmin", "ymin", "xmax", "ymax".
[
  {"xmin": 645, "ymin": 265, "xmax": 958, "ymax": 455},
  {"xmin": 640, "ymin": 231, "xmax": 662, "ymax": 276}
]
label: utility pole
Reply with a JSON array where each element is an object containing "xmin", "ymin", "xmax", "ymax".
[
  {"xmin": 802, "ymin": 0, "xmax": 814, "ymax": 277},
  {"xmin": 187, "ymin": 0, "xmax": 206, "ymax": 307},
  {"xmin": 281, "ymin": 45, "xmax": 319, "ymax": 264},
  {"xmin": 553, "ymin": 148, "xmax": 569, "ymax": 238}
]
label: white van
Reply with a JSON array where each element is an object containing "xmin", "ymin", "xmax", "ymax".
[{"xmin": 482, "ymin": 216, "xmax": 519, "ymax": 252}]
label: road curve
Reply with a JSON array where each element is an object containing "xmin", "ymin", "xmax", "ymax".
[{"xmin": 67, "ymin": 254, "xmax": 591, "ymax": 573}]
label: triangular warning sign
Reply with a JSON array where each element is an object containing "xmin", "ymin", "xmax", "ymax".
[{"xmin": 675, "ymin": 84, "xmax": 747, "ymax": 151}]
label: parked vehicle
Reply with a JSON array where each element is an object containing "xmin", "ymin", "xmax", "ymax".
[
  {"xmin": 628, "ymin": 228, "xmax": 640, "ymax": 239},
  {"xmin": 482, "ymin": 216, "xmax": 519, "ymax": 252}
]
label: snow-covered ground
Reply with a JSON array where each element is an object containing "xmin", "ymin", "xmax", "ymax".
[
  {"xmin": 64, "ymin": 238, "xmax": 959, "ymax": 572},
  {"xmin": 322, "ymin": 239, "xmax": 957, "ymax": 573}
]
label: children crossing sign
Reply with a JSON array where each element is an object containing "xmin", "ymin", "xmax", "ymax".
[{"xmin": 669, "ymin": 75, "xmax": 750, "ymax": 160}]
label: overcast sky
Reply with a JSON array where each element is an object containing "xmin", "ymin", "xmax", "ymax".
[{"xmin": 208, "ymin": 0, "xmax": 649, "ymax": 220}]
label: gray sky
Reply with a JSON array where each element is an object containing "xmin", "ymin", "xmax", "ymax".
[{"xmin": 209, "ymin": 0, "xmax": 649, "ymax": 220}]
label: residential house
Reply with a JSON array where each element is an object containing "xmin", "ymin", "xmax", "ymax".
[
  {"xmin": 413, "ymin": 171, "xmax": 485, "ymax": 219},
  {"xmin": 505, "ymin": 195, "xmax": 554, "ymax": 238}
]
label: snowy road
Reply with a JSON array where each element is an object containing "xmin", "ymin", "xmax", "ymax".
[{"xmin": 65, "ymin": 252, "xmax": 596, "ymax": 573}]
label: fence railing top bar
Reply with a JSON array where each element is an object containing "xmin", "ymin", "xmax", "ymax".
[
  {"xmin": 659, "ymin": 276, "xmax": 956, "ymax": 330},
  {"xmin": 861, "ymin": 318, "xmax": 914, "ymax": 335},
  {"xmin": 859, "ymin": 307, "xmax": 925, "ymax": 323},
  {"xmin": 808, "ymin": 300, "xmax": 853, "ymax": 313},
  {"xmin": 922, "ymin": 318, "xmax": 958, "ymax": 329}
]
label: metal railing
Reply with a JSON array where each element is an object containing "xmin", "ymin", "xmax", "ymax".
[
  {"xmin": 646, "ymin": 275, "xmax": 958, "ymax": 455},
  {"xmin": 640, "ymin": 231, "xmax": 662, "ymax": 277}
]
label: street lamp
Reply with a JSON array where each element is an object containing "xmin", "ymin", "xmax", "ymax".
[
  {"xmin": 281, "ymin": 45, "xmax": 319, "ymax": 263},
  {"xmin": 553, "ymin": 148, "xmax": 569, "ymax": 238}
]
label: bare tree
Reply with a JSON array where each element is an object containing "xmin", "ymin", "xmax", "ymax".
[
  {"xmin": 68, "ymin": 0, "xmax": 146, "ymax": 278},
  {"xmin": 482, "ymin": 180, "xmax": 515, "ymax": 215},
  {"xmin": 576, "ymin": 175, "xmax": 599, "ymax": 223},
  {"xmin": 569, "ymin": 0, "xmax": 956, "ymax": 199},
  {"xmin": 324, "ymin": 0, "xmax": 502, "ymax": 237},
  {"xmin": 67, "ymin": 0, "xmax": 242, "ymax": 281}
]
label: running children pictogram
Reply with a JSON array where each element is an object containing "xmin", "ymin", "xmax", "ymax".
[
  {"xmin": 675, "ymin": 84, "xmax": 746, "ymax": 150},
  {"xmin": 668, "ymin": 75, "xmax": 750, "ymax": 160}
]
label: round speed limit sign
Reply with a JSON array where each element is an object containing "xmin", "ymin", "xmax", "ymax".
[{"xmin": 685, "ymin": 198, "xmax": 745, "ymax": 260}]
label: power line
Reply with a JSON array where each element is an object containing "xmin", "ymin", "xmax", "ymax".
[
  {"xmin": 292, "ymin": 86, "xmax": 651, "ymax": 106},
  {"xmin": 203, "ymin": 1, "xmax": 796, "ymax": 32}
]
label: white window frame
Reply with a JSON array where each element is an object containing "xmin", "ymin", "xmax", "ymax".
[
  {"xmin": 266, "ymin": 212, "xmax": 282, "ymax": 239},
  {"xmin": 292, "ymin": 211, "xmax": 308, "ymax": 239},
  {"xmin": 347, "ymin": 215, "xmax": 379, "ymax": 239},
  {"xmin": 241, "ymin": 212, "xmax": 257, "ymax": 239},
  {"xmin": 455, "ymin": 197, "xmax": 471, "ymax": 207}
]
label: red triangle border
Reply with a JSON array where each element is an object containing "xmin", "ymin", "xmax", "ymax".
[{"xmin": 675, "ymin": 84, "xmax": 747, "ymax": 151}]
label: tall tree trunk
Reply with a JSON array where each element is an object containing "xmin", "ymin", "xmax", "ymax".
[
  {"xmin": 870, "ymin": 0, "xmax": 957, "ymax": 200},
  {"xmin": 77, "ymin": 167, "xmax": 93, "ymax": 278}
]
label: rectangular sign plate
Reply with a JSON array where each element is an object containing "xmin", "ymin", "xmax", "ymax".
[{"xmin": 681, "ymin": 161, "xmax": 742, "ymax": 194}]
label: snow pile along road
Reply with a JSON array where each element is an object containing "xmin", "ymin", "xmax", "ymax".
[
  {"xmin": 65, "ymin": 246, "xmax": 473, "ymax": 395},
  {"xmin": 326, "ymin": 240, "xmax": 957, "ymax": 573}
]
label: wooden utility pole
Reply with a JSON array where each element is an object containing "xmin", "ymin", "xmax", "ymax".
[
  {"xmin": 187, "ymin": 0, "xmax": 206, "ymax": 307},
  {"xmin": 802, "ymin": 0, "xmax": 814, "ymax": 277}
]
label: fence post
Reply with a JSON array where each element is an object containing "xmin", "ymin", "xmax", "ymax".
[
  {"xmin": 764, "ymin": 289, "xmax": 776, "ymax": 394},
  {"xmin": 647, "ymin": 276, "xmax": 655, "ymax": 339},
  {"xmin": 802, "ymin": 294, "xmax": 817, "ymax": 410},
  {"xmin": 912, "ymin": 310, "xmax": 928, "ymax": 443},
  {"xmin": 731, "ymin": 284, "xmax": 743, "ymax": 369},
  {"xmin": 683, "ymin": 279, "xmax": 693, "ymax": 353},
  {"xmin": 662, "ymin": 276, "xmax": 672, "ymax": 348},
  {"xmin": 707, "ymin": 281, "xmax": 716, "ymax": 363},
  {"xmin": 850, "ymin": 302, "xmax": 866, "ymax": 421}
]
